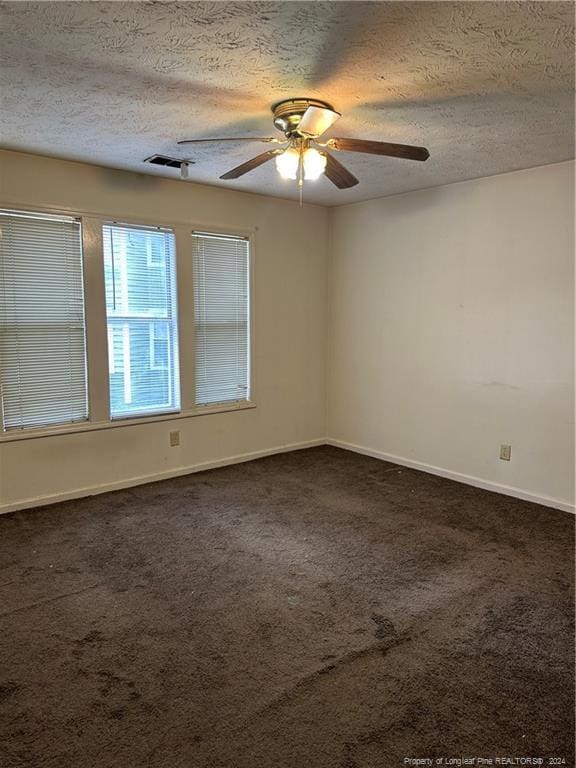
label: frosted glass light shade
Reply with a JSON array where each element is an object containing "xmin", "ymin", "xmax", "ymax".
[
  {"xmin": 303, "ymin": 147, "xmax": 327, "ymax": 180},
  {"xmin": 275, "ymin": 148, "xmax": 300, "ymax": 180}
]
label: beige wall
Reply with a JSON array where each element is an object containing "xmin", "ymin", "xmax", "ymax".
[
  {"xmin": 0, "ymin": 150, "xmax": 329, "ymax": 511},
  {"xmin": 327, "ymin": 161, "xmax": 575, "ymax": 510},
  {"xmin": 1, "ymin": 152, "xmax": 573, "ymax": 513}
]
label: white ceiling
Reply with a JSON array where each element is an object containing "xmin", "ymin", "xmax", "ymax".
[{"xmin": 1, "ymin": 1, "xmax": 574, "ymax": 206}]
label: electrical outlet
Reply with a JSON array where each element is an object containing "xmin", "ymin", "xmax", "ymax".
[
  {"xmin": 169, "ymin": 430, "xmax": 180, "ymax": 447},
  {"xmin": 499, "ymin": 444, "xmax": 511, "ymax": 461}
]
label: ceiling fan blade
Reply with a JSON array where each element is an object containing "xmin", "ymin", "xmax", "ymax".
[
  {"xmin": 177, "ymin": 137, "xmax": 280, "ymax": 145},
  {"xmin": 298, "ymin": 105, "xmax": 341, "ymax": 138},
  {"xmin": 328, "ymin": 137, "xmax": 430, "ymax": 161},
  {"xmin": 323, "ymin": 152, "xmax": 359, "ymax": 189},
  {"xmin": 220, "ymin": 149, "xmax": 280, "ymax": 180}
]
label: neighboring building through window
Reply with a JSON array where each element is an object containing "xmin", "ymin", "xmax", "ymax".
[
  {"xmin": 192, "ymin": 231, "xmax": 250, "ymax": 407},
  {"xmin": 103, "ymin": 223, "xmax": 180, "ymax": 419},
  {"xmin": 0, "ymin": 209, "xmax": 88, "ymax": 431}
]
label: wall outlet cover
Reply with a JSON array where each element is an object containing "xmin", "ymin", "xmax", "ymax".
[{"xmin": 499, "ymin": 444, "xmax": 511, "ymax": 461}]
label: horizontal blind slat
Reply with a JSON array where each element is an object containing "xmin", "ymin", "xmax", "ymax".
[
  {"xmin": 192, "ymin": 232, "xmax": 250, "ymax": 407},
  {"xmin": 0, "ymin": 210, "xmax": 88, "ymax": 431}
]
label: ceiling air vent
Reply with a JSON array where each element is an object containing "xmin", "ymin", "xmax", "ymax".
[{"xmin": 143, "ymin": 154, "xmax": 194, "ymax": 169}]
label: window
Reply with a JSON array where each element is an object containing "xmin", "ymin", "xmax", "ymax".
[
  {"xmin": 103, "ymin": 223, "xmax": 180, "ymax": 419},
  {"xmin": 0, "ymin": 210, "xmax": 88, "ymax": 431},
  {"xmin": 0, "ymin": 212, "xmax": 253, "ymax": 440},
  {"xmin": 192, "ymin": 231, "xmax": 250, "ymax": 407}
]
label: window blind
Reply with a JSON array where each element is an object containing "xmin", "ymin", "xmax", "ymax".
[
  {"xmin": 0, "ymin": 210, "xmax": 88, "ymax": 431},
  {"xmin": 192, "ymin": 232, "xmax": 250, "ymax": 407},
  {"xmin": 103, "ymin": 223, "xmax": 180, "ymax": 419}
]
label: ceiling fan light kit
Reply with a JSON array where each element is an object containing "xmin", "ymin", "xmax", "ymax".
[
  {"xmin": 176, "ymin": 97, "xmax": 430, "ymax": 198},
  {"xmin": 302, "ymin": 146, "xmax": 327, "ymax": 180},
  {"xmin": 275, "ymin": 142, "xmax": 327, "ymax": 181},
  {"xmin": 275, "ymin": 146, "xmax": 300, "ymax": 180}
]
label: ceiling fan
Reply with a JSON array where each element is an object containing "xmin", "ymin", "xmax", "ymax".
[{"xmin": 177, "ymin": 98, "xmax": 430, "ymax": 194}]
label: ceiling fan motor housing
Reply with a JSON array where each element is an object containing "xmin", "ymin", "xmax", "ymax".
[{"xmin": 272, "ymin": 98, "xmax": 335, "ymax": 137}]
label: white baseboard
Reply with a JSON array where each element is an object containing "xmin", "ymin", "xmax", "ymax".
[
  {"xmin": 0, "ymin": 439, "xmax": 325, "ymax": 515},
  {"xmin": 326, "ymin": 438, "xmax": 575, "ymax": 515},
  {"xmin": 3, "ymin": 437, "xmax": 573, "ymax": 516}
]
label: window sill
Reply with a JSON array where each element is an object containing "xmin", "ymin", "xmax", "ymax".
[{"xmin": 0, "ymin": 401, "xmax": 256, "ymax": 443}]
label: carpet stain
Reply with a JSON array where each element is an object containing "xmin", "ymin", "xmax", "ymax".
[
  {"xmin": 0, "ymin": 682, "xmax": 20, "ymax": 703},
  {"xmin": 75, "ymin": 630, "xmax": 105, "ymax": 645},
  {"xmin": 370, "ymin": 613, "xmax": 398, "ymax": 642}
]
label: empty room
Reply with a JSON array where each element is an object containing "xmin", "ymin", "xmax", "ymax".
[{"xmin": 0, "ymin": 2, "xmax": 574, "ymax": 767}]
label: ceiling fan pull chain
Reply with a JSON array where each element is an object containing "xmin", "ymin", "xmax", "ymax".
[{"xmin": 298, "ymin": 140, "xmax": 304, "ymax": 207}]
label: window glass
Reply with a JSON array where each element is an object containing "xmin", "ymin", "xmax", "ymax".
[{"xmin": 103, "ymin": 224, "xmax": 180, "ymax": 418}]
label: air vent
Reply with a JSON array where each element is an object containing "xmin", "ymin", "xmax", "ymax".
[{"xmin": 143, "ymin": 154, "xmax": 194, "ymax": 169}]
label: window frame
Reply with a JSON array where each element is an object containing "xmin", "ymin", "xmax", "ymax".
[
  {"xmin": 0, "ymin": 202, "xmax": 256, "ymax": 443},
  {"xmin": 102, "ymin": 221, "xmax": 181, "ymax": 420}
]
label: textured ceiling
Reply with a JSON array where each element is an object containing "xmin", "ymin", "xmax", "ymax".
[{"xmin": 0, "ymin": 1, "xmax": 574, "ymax": 206}]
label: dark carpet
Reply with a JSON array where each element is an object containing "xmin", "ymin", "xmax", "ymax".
[{"xmin": 0, "ymin": 446, "xmax": 573, "ymax": 768}]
